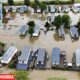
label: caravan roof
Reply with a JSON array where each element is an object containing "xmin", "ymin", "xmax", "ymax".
[
  {"xmin": 36, "ymin": 48, "xmax": 46, "ymax": 62},
  {"xmin": 75, "ymin": 48, "xmax": 80, "ymax": 66},
  {"xmin": 52, "ymin": 48, "xmax": 60, "ymax": 65},
  {"xmin": 1, "ymin": 46, "xmax": 17, "ymax": 64},
  {"xmin": 18, "ymin": 47, "xmax": 31, "ymax": 62}
]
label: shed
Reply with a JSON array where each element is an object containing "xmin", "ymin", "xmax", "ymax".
[{"xmin": 35, "ymin": 48, "xmax": 47, "ymax": 69}]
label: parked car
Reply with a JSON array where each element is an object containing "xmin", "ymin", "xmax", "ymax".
[{"xmin": 71, "ymin": 6, "xmax": 79, "ymax": 13}]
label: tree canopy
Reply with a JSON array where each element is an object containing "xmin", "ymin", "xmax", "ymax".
[
  {"xmin": 62, "ymin": 14, "xmax": 71, "ymax": 28},
  {"xmin": 39, "ymin": 2, "xmax": 47, "ymax": 12},
  {"xmin": 24, "ymin": 0, "xmax": 30, "ymax": 6},
  {"xmin": 2, "ymin": 7, "xmax": 6, "ymax": 17},
  {"xmin": 28, "ymin": 21, "xmax": 35, "ymax": 35},
  {"xmin": 54, "ymin": 15, "xmax": 62, "ymax": 30},
  {"xmin": 8, "ymin": 0, "xmax": 14, "ymax": 5}
]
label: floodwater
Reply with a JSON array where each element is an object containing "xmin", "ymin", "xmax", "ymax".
[
  {"xmin": 0, "ymin": 12, "xmax": 80, "ymax": 80},
  {"xmin": 29, "ymin": 70, "xmax": 80, "ymax": 80}
]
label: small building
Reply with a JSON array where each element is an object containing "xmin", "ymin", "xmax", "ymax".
[
  {"xmin": 19, "ymin": 25, "xmax": 28, "ymax": 36},
  {"xmin": 32, "ymin": 24, "xmax": 40, "ymax": 37},
  {"xmin": 16, "ymin": 47, "xmax": 32, "ymax": 70},
  {"xmin": 70, "ymin": 26, "xmax": 79, "ymax": 40},
  {"xmin": 35, "ymin": 48, "xmax": 47, "ymax": 69},
  {"xmin": 58, "ymin": 26, "xmax": 65, "ymax": 38},
  {"xmin": 1, "ymin": 46, "xmax": 17, "ymax": 64},
  {"xmin": 19, "ymin": 6, "xmax": 28, "ymax": 13},
  {"xmin": 52, "ymin": 48, "xmax": 60, "ymax": 67},
  {"xmin": 48, "ymin": 5, "xmax": 57, "ymax": 13}
]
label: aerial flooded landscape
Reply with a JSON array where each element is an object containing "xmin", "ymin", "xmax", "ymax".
[{"xmin": 0, "ymin": 0, "xmax": 80, "ymax": 80}]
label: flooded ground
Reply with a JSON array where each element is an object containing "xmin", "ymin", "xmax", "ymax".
[
  {"xmin": 0, "ymin": 12, "xmax": 80, "ymax": 80},
  {"xmin": 29, "ymin": 70, "xmax": 80, "ymax": 80}
]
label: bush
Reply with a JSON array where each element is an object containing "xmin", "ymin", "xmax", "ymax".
[
  {"xmin": 0, "ymin": 42, "xmax": 6, "ymax": 47},
  {"xmin": 8, "ymin": 62, "xmax": 15, "ymax": 69},
  {"xmin": 12, "ymin": 71, "xmax": 29, "ymax": 80}
]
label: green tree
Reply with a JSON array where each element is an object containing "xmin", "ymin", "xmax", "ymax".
[
  {"xmin": 62, "ymin": 14, "xmax": 71, "ymax": 28},
  {"xmin": 12, "ymin": 71, "xmax": 29, "ymax": 80},
  {"xmin": 45, "ymin": 22, "xmax": 51, "ymax": 30},
  {"xmin": 28, "ymin": 21, "xmax": 35, "ymax": 27},
  {"xmin": 39, "ymin": 2, "xmax": 47, "ymax": 12},
  {"xmin": 8, "ymin": 0, "xmax": 14, "ymax": 5},
  {"xmin": 28, "ymin": 21, "xmax": 35, "ymax": 36},
  {"xmin": 54, "ymin": 15, "xmax": 62, "ymax": 30},
  {"xmin": 24, "ymin": 0, "xmax": 30, "ymax": 6},
  {"xmin": 2, "ymin": 8, "xmax": 6, "ymax": 17},
  {"xmin": 31, "ymin": 2, "xmax": 37, "ymax": 9},
  {"xmin": 28, "ymin": 26, "xmax": 34, "ymax": 35},
  {"xmin": 8, "ymin": 62, "xmax": 14, "ymax": 69}
]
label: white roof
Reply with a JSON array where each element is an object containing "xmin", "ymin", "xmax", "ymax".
[
  {"xmin": 73, "ymin": 3, "xmax": 80, "ymax": 6},
  {"xmin": 1, "ymin": 46, "xmax": 17, "ymax": 64},
  {"xmin": 75, "ymin": 48, "xmax": 80, "ymax": 66}
]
